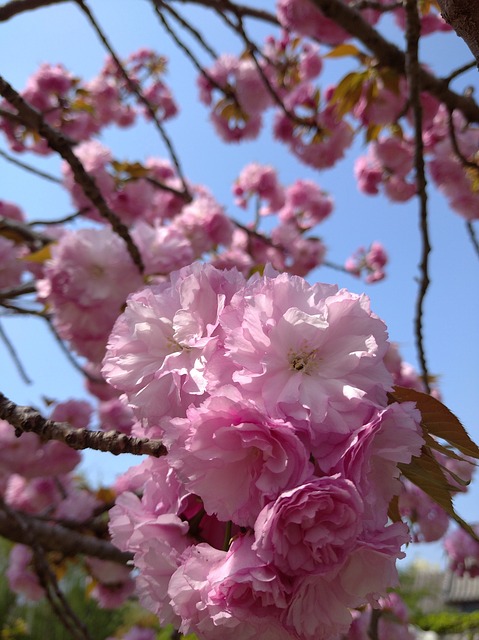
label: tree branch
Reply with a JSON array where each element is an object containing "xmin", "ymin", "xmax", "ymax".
[
  {"xmin": 0, "ymin": 0, "xmax": 68, "ymax": 21},
  {"xmin": 306, "ymin": 0, "xmax": 479, "ymax": 123},
  {"xmin": 0, "ymin": 75, "xmax": 145, "ymax": 273},
  {"xmin": 76, "ymin": 0, "xmax": 192, "ymax": 202},
  {"xmin": 0, "ymin": 392, "xmax": 167, "ymax": 457},
  {"xmin": 0, "ymin": 499, "xmax": 132, "ymax": 564},
  {"xmin": 405, "ymin": 0, "xmax": 431, "ymax": 393}
]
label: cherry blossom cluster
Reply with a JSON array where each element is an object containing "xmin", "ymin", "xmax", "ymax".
[
  {"xmin": 0, "ymin": 399, "xmax": 135, "ymax": 609},
  {"xmin": 104, "ymin": 262, "xmax": 425, "ymax": 640},
  {"xmin": 0, "ymin": 49, "xmax": 176, "ymax": 154}
]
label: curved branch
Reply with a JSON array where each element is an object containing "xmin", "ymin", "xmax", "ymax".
[
  {"xmin": 0, "ymin": 500, "xmax": 132, "ymax": 564},
  {"xmin": 405, "ymin": 0, "xmax": 431, "ymax": 393},
  {"xmin": 0, "ymin": 75, "xmax": 145, "ymax": 273},
  {"xmin": 307, "ymin": 0, "xmax": 479, "ymax": 122},
  {"xmin": 76, "ymin": 0, "xmax": 192, "ymax": 202},
  {"xmin": 0, "ymin": 0, "xmax": 68, "ymax": 21},
  {"xmin": 0, "ymin": 392, "xmax": 167, "ymax": 457}
]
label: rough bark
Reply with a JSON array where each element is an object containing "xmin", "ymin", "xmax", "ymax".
[{"xmin": 437, "ymin": 0, "xmax": 479, "ymax": 68}]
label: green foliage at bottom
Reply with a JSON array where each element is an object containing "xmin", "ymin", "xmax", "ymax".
[{"xmin": 414, "ymin": 610, "xmax": 479, "ymax": 635}]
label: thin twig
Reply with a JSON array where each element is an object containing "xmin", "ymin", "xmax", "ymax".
[
  {"xmin": 405, "ymin": 0, "xmax": 431, "ymax": 393},
  {"xmin": 0, "ymin": 214, "xmax": 52, "ymax": 249},
  {"xmin": 0, "ymin": 281, "xmax": 37, "ymax": 299},
  {"xmin": 28, "ymin": 208, "xmax": 88, "ymax": 226},
  {"xmin": 33, "ymin": 545, "xmax": 93, "ymax": 640},
  {"xmin": 75, "ymin": 0, "xmax": 192, "ymax": 202},
  {"xmin": 0, "ymin": 498, "xmax": 93, "ymax": 640},
  {"xmin": 0, "ymin": 74, "xmax": 144, "ymax": 273},
  {"xmin": 466, "ymin": 221, "xmax": 479, "ymax": 259},
  {"xmin": 169, "ymin": 0, "xmax": 277, "ymax": 24},
  {"xmin": 154, "ymin": 0, "xmax": 219, "ymax": 59},
  {"xmin": 151, "ymin": 1, "xmax": 236, "ymax": 107},
  {"xmin": 222, "ymin": 9, "xmax": 317, "ymax": 128},
  {"xmin": 305, "ymin": 0, "xmax": 479, "ymax": 123},
  {"xmin": 0, "ymin": 148, "xmax": 62, "ymax": 183},
  {"xmin": 0, "ymin": 391, "xmax": 167, "ymax": 457},
  {"xmin": 443, "ymin": 60, "xmax": 477, "ymax": 85},
  {"xmin": 0, "ymin": 320, "xmax": 32, "ymax": 383}
]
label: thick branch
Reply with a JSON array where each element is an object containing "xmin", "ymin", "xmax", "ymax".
[
  {"xmin": 0, "ymin": 502, "xmax": 132, "ymax": 564},
  {"xmin": 436, "ymin": 0, "xmax": 479, "ymax": 67},
  {"xmin": 0, "ymin": 0, "xmax": 67, "ymax": 21},
  {"xmin": 0, "ymin": 392, "xmax": 167, "ymax": 457},
  {"xmin": 307, "ymin": 0, "xmax": 479, "ymax": 121}
]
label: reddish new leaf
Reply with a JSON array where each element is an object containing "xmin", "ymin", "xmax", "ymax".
[{"xmin": 389, "ymin": 386, "xmax": 479, "ymax": 459}]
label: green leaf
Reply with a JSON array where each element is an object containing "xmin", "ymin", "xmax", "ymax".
[{"xmin": 390, "ymin": 386, "xmax": 479, "ymax": 459}]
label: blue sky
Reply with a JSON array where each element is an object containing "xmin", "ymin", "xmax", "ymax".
[{"xmin": 1, "ymin": 0, "xmax": 478, "ymax": 567}]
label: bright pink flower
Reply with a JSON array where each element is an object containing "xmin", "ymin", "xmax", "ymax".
[
  {"xmin": 253, "ymin": 476, "xmax": 364, "ymax": 574},
  {"xmin": 280, "ymin": 179, "xmax": 333, "ymax": 230},
  {"xmin": 165, "ymin": 388, "xmax": 313, "ymax": 527},
  {"xmin": 233, "ymin": 163, "xmax": 285, "ymax": 215}
]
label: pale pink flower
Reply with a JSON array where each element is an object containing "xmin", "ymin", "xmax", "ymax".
[
  {"xmin": 37, "ymin": 226, "xmax": 143, "ymax": 361},
  {"xmin": 0, "ymin": 200, "xmax": 25, "ymax": 222},
  {"xmin": 7, "ymin": 545, "xmax": 44, "ymax": 601},
  {"xmin": 330, "ymin": 402, "xmax": 424, "ymax": 528},
  {"xmin": 50, "ymin": 399, "xmax": 93, "ymax": 429},
  {"xmin": 285, "ymin": 573, "xmax": 354, "ymax": 640},
  {"xmin": 131, "ymin": 221, "xmax": 194, "ymax": 275},
  {"xmin": 220, "ymin": 272, "xmax": 392, "ymax": 437},
  {"xmin": 87, "ymin": 557, "xmax": 136, "ymax": 609},
  {"xmin": 103, "ymin": 263, "xmax": 245, "ymax": 430},
  {"xmin": 444, "ymin": 524, "xmax": 479, "ymax": 577},
  {"xmin": 0, "ymin": 236, "xmax": 27, "ymax": 290}
]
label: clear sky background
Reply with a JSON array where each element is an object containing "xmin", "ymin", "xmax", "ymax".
[{"xmin": 1, "ymin": 0, "xmax": 478, "ymax": 568}]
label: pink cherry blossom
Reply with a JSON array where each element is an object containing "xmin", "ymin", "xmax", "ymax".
[
  {"xmin": 165, "ymin": 388, "xmax": 313, "ymax": 527},
  {"xmin": 103, "ymin": 263, "xmax": 246, "ymax": 430},
  {"xmin": 253, "ymin": 476, "xmax": 364, "ymax": 574},
  {"xmin": 220, "ymin": 271, "xmax": 392, "ymax": 435}
]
